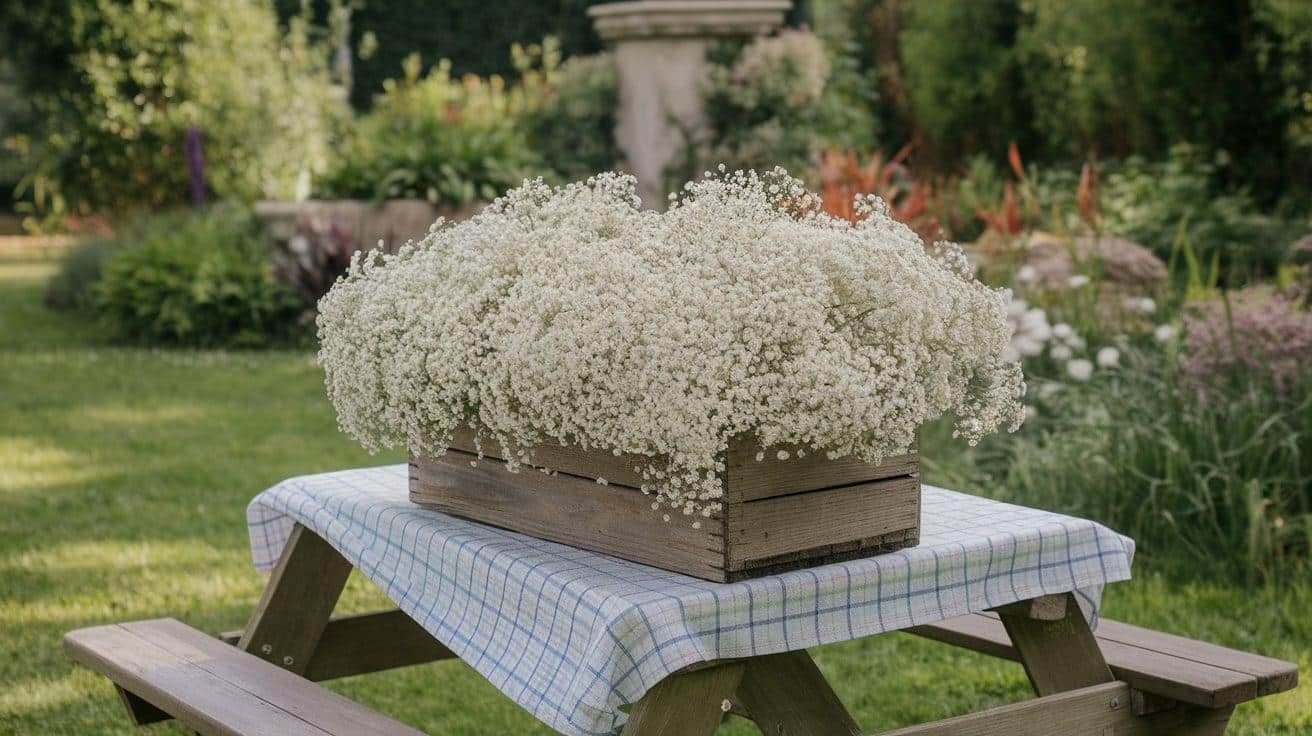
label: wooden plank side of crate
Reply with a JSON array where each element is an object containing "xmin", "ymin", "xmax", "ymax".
[
  {"xmin": 450, "ymin": 426, "xmax": 920, "ymax": 503},
  {"xmin": 448, "ymin": 427, "xmax": 649, "ymax": 489},
  {"xmin": 410, "ymin": 450, "xmax": 728, "ymax": 580},
  {"xmin": 723, "ymin": 441, "xmax": 919, "ymax": 503},
  {"xmin": 725, "ymin": 474, "xmax": 921, "ymax": 569}
]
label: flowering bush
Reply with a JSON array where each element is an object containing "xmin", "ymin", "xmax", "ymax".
[
  {"xmin": 1182, "ymin": 291, "xmax": 1312, "ymax": 398},
  {"xmin": 317, "ymin": 169, "xmax": 1025, "ymax": 519}
]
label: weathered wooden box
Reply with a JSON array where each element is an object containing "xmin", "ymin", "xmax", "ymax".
[{"xmin": 409, "ymin": 430, "xmax": 920, "ymax": 582}]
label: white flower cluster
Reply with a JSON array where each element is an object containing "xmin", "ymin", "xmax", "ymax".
[{"xmin": 317, "ymin": 170, "xmax": 1026, "ymax": 518}]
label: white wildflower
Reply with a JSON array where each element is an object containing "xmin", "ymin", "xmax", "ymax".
[
  {"xmin": 1123, "ymin": 296, "xmax": 1156, "ymax": 314},
  {"xmin": 317, "ymin": 170, "xmax": 1025, "ymax": 517},
  {"xmin": 1068, "ymin": 274, "xmax": 1090, "ymax": 288},
  {"xmin": 1052, "ymin": 323, "xmax": 1073, "ymax": 339},
  {"xmin": 1016, "ymin": 265, "xmax": 1038, "ymax": 285},
  {"xmin": 1154, "ymin": 324, "xmax": 1177, "ymax": 343},
  {"xmin": 1066, "ymin": 358, "xmax": 1094, "ymax": 382},
  {"xmin": 1050, "ymin": 344, "xmax": 1073, "ymax": 361},
  {"xmin": 1096, "ymin": 347, "xmax": 1120, "ymax": 368}
]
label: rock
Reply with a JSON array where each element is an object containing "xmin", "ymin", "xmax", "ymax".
[{"xmin": 1019, "ymin": 232, "xmax": 1167, "ymax": 290}]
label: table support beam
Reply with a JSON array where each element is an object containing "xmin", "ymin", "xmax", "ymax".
[
  {"xmin": 734, "ymin": 650, "xmax": 861, "ymax": 736},
  {"xmin": 237, "ymin": 523, "xmax": 353, "ymax": 675},
  {"xmin": 621, "ymin": 662, "xmax": 745, "ymax": 736},
  {"xmin": 997, "ymin": 592, "xmax": 1114, "ymax": 696}
]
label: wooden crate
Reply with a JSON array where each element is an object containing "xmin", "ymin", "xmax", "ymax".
[{"xmin": 409, "ymin": 429, "xmax": 920, "ymax": 582}]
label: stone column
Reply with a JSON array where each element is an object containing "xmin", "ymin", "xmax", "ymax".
[{"xmin": 588, "ymin": 0, "xmax": 791, "ymax": 208}]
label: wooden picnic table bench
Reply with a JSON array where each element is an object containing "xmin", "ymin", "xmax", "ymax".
[{"xmin": 66, "ymin": 523, "xmax": 1297, "ymax": 735}]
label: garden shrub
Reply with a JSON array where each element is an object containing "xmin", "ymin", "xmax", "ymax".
[
  {"xmin": 699, "ymin": 30, "xmax": 836, "ymax": 179},
  {"xmin": 1, "ymin": 0, "xmax": 347, "ymax": 228},
  {"xmin": 316, "ymin": 55, "xmax": 540, "ymax": 205},
  {"xmin": 898, "ymin": 0, "xmax": 1032, "ymax": 171},
  {"xmin": 45, "ymin": 236, "xmax": 120, "ymax": 310},
  {"xmin": 520, "ymin": 49, "xmax": 619, "ymax": 181},
  {"xmin": 92, "ymin": 208, "xmax": 303, "ymax": 348},
  {"xmin": 1101, "ymin": 145, "xmax": 1299, "ymax": 279},
  {"xmin": 1181, "ymin": 290, "xmax": 1312, "ymax": 399}
]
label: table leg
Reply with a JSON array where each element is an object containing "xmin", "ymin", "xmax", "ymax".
[
  {"xmin": 621, "ymin": 663, "xmax": 745, "ymax": 736},
  {"xmin": 237, "ymin": 523, "xmax": 353, "ymax": 675},
  {"xmin": 996, "ymin": 592, "xmax": 1114, "ymax": 696},
  {"xmin": 733, "ymin": 650, "xmax": 861, "ymax": 736}
]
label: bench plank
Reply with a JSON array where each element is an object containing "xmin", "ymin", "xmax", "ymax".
[
  {"xmin": 869, "ymin": 681, "xmax": 1234, "ymax": 736},
  {"xmin": 66, "ymin": 618, "xmax": 425, "ymax": 736},
  {"xmin": 1093, "ymin": 619, "xmax": 1299, "ymax": 697},
  {"xmin": 906, "ymin": 612, "xmax": 1295, "ymax": 708}
]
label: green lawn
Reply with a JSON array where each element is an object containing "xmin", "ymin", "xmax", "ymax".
[{"xmin": 1, "ymin": 245, "xmax": 1307, "ymax": 734}]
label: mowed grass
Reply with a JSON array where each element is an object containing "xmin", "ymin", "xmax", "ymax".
[{"xmin": 1, "ymin": 246, "xmax": 1307, "ymax": 735}]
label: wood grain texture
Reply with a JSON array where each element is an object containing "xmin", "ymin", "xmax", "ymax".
[
  {"xmin": 989, "ymin": 593, "xmax": 1067, "ymax": 621},
  {"xmin": 65, "ymin": 618, "xmax": 425, "ymax": 736},
  {"xmin": 734, "ymin": 650, "xmax": 861, "ymax": 736},
  {"xmin": 1093, "ymin": 619, "xmax": 1299, "ymax": 697},
  {"xmin": 449, "ymin": 426, "xmax": 649, "ymax": 489},
  {"xmin": 997, "ymin": 593, "xmax": 1114, "ymax": 696},
  {"xmin": 724, "ymin": 440, "xmax": 918, "ymax": 503},
  {"xmin": 621, "ymin": 663, "xmax": 744, "ymax": 736},
  {"xmin": 237, "ymin": 524, "xmax": 352, "ymax": 675},
  {"xmin": 415, "ymin": 434, "xmax": 921, "ymax": 582},
  {"xmin": 223, "ymin": 610, "xmax": 457, "ymax": 682},
  {"xmin": 411, "ymin": 449, "xmax": 727, "ymax": 580},
  {"xmin": 906, "ymin": 610, "xmax": 1297, "ymax": 708},
  {"xmin": 451, "ymin": 426, "xmax": 920, "ymax": 503},
  {"xmin": 869, "ymin": 681, "xmax": 1234, "ymax": 736},
  {"xmin": 726, "ymin": 475, "xmax": 920, "ymax": 565}
]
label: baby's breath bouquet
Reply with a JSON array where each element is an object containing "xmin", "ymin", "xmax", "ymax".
[{"xmin": 318, "ymin": 169, "xmax": 1024, "ymax": 520}]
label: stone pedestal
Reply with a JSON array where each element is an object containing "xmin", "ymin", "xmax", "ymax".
[{"xmin": 588, "ymin": 0, "xmax": 790, "ymax": 208}]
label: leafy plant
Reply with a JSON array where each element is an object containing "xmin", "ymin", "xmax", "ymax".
[
  {"xmin": 1101, "ymin": 145, "xmax": 1299, "ymax": 280},
  {"xmin": 699, "ymin": 30, "xmax": 836, "ymax": 178},
  {"xmin": 517, "ymin": 42, "xmax": 619, "ymax": 181},
  {"xmin": 271, "ymin": 215, "xmax": 356, "ymax": 311},
  {"xmin": 92, "ymin": 208, "xmax": 303, "ymax": 347},
  {"xmin": 317, "ymin": 54, "xmax": 541, "ymax": 205},
  {"xmin": 1, "ymin": 0, "xmax": 347, "ymax": 229},
  {"xmin": 45, "ymin": 236, "xmax": 119, "ymax": 310}
]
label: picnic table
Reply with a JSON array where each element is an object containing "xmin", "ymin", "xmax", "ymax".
[{"xmin": 66, "ymin": 464, "xmax": 1297, "ymax": 735}]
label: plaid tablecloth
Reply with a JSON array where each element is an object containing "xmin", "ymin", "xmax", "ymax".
[{"xmin": 247, "ymin": 464, "xmax": 1134, "ymax": 736}]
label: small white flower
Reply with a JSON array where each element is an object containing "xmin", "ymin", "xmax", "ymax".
[
  {"xmin": 1050, "ymin": 344, "xmax": 1073, "ymax": 361},
  {"xmin": 1052, "ymin": 323, "xmax": 1073, "ymax": 339},
  {"xmin": 1096, "ymin": 347, "xmax": 1120, "ymax": 368},
  {"xmin": 1065, "ymin": 334, "xmax": 1087, "ymax": 350},
  {"xmin": 776, "ymin": 450, "xmax": 790, "ymax": 461},
  {"xmin": 1066, "ymin": 358, "xmax": 1094, "ymax": 381},
  {"xmin": 1153, "ymin": 324, "xmax": 1177, "ymax": 343},
  {"xmin": 754, "ymin": 451, "xmax": 765, "ymax": 462},
  {"xmin": 1023, "ymin": 405, "xmax": 1037, "ymax": 421},
  {"xmin": 1014, "ymin": 337, "xmax": 1044, "ymax": 357},
  {"xmin": 1068, "ymin": 274, "xmax": 1091, "ymax": 288},
  {"xmin": 1016, "ymin": 265, "xmax": 1038, "ymax": 284},
  {"xmin": 1122, "ymin": 296, "xmax": 1156, "ymax": 314}
]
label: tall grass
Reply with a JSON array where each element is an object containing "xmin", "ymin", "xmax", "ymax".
[{"xmin": 928, "ymin": 348, "xmax": 1312, "ymax": 585}]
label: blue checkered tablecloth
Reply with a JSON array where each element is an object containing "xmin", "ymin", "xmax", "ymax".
[{"xmin": 247, "ymin": 464, "xmax": 1134, "ymax": 736}]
